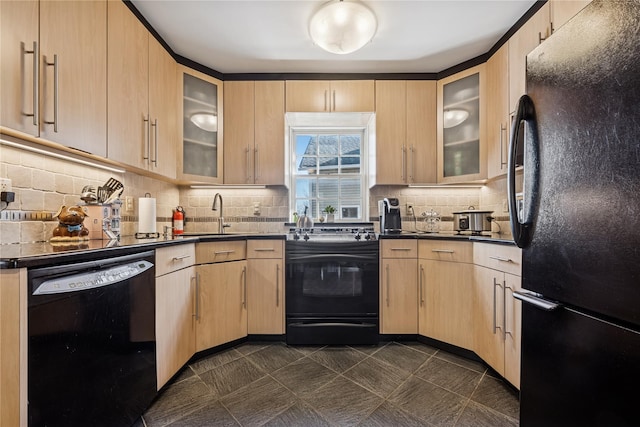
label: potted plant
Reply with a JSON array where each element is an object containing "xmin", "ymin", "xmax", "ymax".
[{"xmin": 323, "ymin": 205, "xmax": 336, "ymax": 222}]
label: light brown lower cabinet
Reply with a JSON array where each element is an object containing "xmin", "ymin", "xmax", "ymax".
[
  {"xmin": 474, "ymin": 266, "xmax": 522, "ymax": 388},
  {"xmin": 155, "ymin": 266, "xmax": 196, "ymax": 389},
  {"xmin": 418, "ymin": 240, "xmax": 474, "ymax": 350},
  {"xmin": 0, "ymin": 269, "xmax": 27, "ymax": 427},
  {"xmin": 195, "ymin": 260, "xmax": 248, "ymax": 351},
  {"xmin": 473, "ymin": 243, "xmax": 522, "ymax": 389},
  {"xmin": 419, "ymin": 260, "xmax": 473, "ymax": 350},
  {"xmin": 247, "ymin": 240, "xmax": 284, "ymax": 335},
  {"xmin": 380, "ymin": 240, "xmax": 418, "ymax": 334}
]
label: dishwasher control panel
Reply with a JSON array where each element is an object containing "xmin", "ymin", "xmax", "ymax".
[{"xmin": 33, "ymin": 260, "xmax": 153, "ymax": 295}]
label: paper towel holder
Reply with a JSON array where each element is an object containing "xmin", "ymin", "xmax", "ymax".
[{"xmin": 135, "ymin": 193, "xmax": 160, "ymax": 239}]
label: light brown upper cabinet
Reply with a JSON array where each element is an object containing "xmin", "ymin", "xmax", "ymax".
[
  {"xmin": 486, "ymin": 45, "xmax": 510, "ymax": 180},
  {"xmin": 1, "ymin": 0, "xmax": 107, "ymax": 156},
  {"xmin": 224, "ymin": 81, "xmax": 285, "ymax": 185},
  {"xmin": 178, "ymin": 67, "xmax": 224, "ymax": 183},
  {"xmin": 285, "ymin": 80, "xmax": 374, "ymax": 112},
  {"xmin": 508, "ymin": 2, "xmax": 551, "ymax": 114},
  {"xmin": 550, "ymin": 0, "xmax": 591, "ymax": 34},
  {"xmin": 107, "ymin": 0, "xmax": 177, "ymax": 179},
  {"xmin": 437, "ymin": 64, "xmax": 487, "ymax": 183},
  {"xmin": 375, "ymin": 81, "xmax": 437, "ymax": 185}
]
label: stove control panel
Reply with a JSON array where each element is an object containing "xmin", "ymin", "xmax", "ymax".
[{"xmin": 288, "ymin": 227, "xmax": 377, "ymax": 241}]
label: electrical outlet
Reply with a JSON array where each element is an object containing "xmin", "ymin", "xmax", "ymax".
[
  {"xmin": 502, "ymin": 199, "xmax": 509, "ymax": 213},
  {"xmin": 0, "ymin": 178, "xmax": 12, "ymax": 193},
  {"xmin": 406, "ymin": 204, "xmax": 413, "ymax": 215},
  {"xmin": 125, "ymin": 196, "xmax": 134, "ymax": 213}
]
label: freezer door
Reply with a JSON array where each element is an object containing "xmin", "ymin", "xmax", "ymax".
[
  {"xmin": 522, "ymin": 0, "xmax": 640, "ymax": 325},
  {"xmin": 520, "ymin": 301, "xmax": 640, "ymax": 427}
]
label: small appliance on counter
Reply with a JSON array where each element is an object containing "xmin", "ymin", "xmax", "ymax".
[
  {"xmin": 378, "ymin": 198, "xmax": 402, "ymax": 234},
  {"xmin": 452, "ymin": 206, "xmax": 493, "ymax": 234}
]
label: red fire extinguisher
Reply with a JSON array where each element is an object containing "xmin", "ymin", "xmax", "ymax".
[{"xmin": 173, "ymin": 206, "xmax": 185, "ymax": 236}]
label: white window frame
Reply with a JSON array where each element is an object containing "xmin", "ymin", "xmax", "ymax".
[{"xmin": 289, "ymin": 126, "xmax": 370, "ymax": 222}]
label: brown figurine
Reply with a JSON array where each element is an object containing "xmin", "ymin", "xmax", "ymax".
[{"xmin": 50, "ymin": 205, "xmax": 90, "ymax": 241}]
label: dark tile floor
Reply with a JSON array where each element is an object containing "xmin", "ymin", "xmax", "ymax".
[{"xmin": 140, "ymin": 341, "xmax": 519, "ymax": 427}]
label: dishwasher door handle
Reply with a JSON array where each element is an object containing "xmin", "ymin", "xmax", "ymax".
[{"xmin": 513, "ymin": 290, "xmax": 562, "ymax": 311}]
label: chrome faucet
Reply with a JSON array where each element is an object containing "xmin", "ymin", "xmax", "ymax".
[{"xmin": 212, "ymin": 193, "xmax": 229, "ymax": 233}]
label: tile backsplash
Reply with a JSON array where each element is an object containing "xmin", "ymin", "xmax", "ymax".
[{"xmin": 1, "ymin": 142, "xmax": 517, "ymax": 243}]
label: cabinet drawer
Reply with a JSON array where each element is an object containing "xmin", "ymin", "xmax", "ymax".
[
  {"xmin": 473, "ymin": 242, "xmax": 522, "ymax": 276},
  {"xmin": 381, "ymin": 240, "xmax": 417, "ymax": 258},
  {"xmin": 419, "ymin": 240, "xmax": 473, "ymax": 263},
  {"xmin": 156, "ymin": 244, "xmax": 195, "ymax": 277},
  {"xmin": 196, "ymin": 240, "xmax": 246, "ymax": 264},
  {"xmin": 247, "ymin": 240, "xmax": 283, "ymax": 259}
]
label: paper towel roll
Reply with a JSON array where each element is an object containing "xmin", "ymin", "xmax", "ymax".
[{"xmin": 138, "ymin": 197, "xmax": 157, "ymax": 234}]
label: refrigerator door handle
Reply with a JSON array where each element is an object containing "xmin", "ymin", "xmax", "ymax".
[
  {"xmin": 513, "ymin": 289, "xmax": 561, "ymax": 311},
  {"xmin": 507, "ymin": 94, "xmax": 540, "ymax": 248}
]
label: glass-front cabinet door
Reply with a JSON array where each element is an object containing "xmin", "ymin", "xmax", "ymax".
[
  {"xmin": 178, "ymin": 66, "xmax": 223, "ymax": 182},
  {"xmin": 437, "ymin": 64, "xmax": 486, "ymax": 183}
]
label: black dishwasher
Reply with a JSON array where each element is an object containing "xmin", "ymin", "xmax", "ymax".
[{"xmin": 28, "ymin": 251, "xmax": 157, "ymax": 427}]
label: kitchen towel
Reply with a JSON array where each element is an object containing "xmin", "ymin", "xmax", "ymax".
[{"xmin": 138, "ymin": 196, "xmax": 157, "ymax": 235}]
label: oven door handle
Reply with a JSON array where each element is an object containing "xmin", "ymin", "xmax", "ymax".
[{"xmin": 287, "ymin": 253, "xmax": 378, "ymax": 262}]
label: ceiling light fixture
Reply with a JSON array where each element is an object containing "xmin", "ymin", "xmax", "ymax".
[
  {"xmin": 309, "ymin": 0, "xmax": 377, "ymax": 55},
  {"xmin": 443, "ymin": 109, "xmax": 470, "ymax": 128},
  {"xmin": 190, "ymin": 113, "xmax": 218, "ymax": 132}
]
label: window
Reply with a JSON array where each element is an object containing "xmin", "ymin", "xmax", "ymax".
[{"xmin": 291, "ymin": 129, "xmax": 367, "ymax": 221}]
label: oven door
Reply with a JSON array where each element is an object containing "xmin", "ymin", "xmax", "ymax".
[{"xmin": 285, "ymin": 241, "xmax": 379, "ymax": 317}]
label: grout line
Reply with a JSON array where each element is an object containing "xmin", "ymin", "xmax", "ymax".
[{"xmin": 452, "ymin": 370, "xmax": 487, "ymax": 426}]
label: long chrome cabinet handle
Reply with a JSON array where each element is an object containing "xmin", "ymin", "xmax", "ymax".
[
  {"xmin": 489, "ymin": 255, "xmax": 512, "ymax": 263},
  {"xmin": 408, "ymin": 146, "xmax": 415, "ymax": 183},
  {"xmin": 151, "ymin": 119, "xmax": 158, "ymax": 166},
  {"xmin": 504, "ymin": 284, "xmax": 513, "ymax": 338},
  {"xmin": 332, "ymin": 90, "xmax": 336, "ymax": 111},
  {"xmin": 493, "ymin": 277, "xmax": 503, "ymax": 334},
  {"xmin": 276, "ymin": 263, "xmax": 280, "ymax": 307},
  {"xmin": 254, "ymin": 145, "xmax": 260, "ymax": 182},
  {"xmin": 419, "ymin": 264, "xmax": 425, "ymax": 307},
  {"xmin": 513, "ymin": 290, "xmax": 561, "ymax": 311},
  {"xmin": 401, "ymin": 145, "xmax": 406, "ymax": 182},
  {"xmin": 503, "ymin": 280, "xmax": 508, "ymax": 339},
  {"xmin": 385, "ymin": 264, "xmax": 390, "ymax": 307},
  {"xmin": 500, "ymin": 123, "xmax": 507, "ymax": 168},
  {"xmin": 143, "ymin": 116, "xmax": 150, "ymax": 162},
  {"xmin": 324, "ymin": 90, "xmax": 328, "ymax": 111},
  {"xmin": 242, "ymin": 266, "xmax": 247, "ymax": 308},
  {"xmin": 44, "ymin": 54, "xmax": 58, "ymax": 132},
  {"xmin": 214, "ymin": 250, "xmax": 236, "ymax": 255},
  {"xmin": 390, "ymin": 247, "xmax": 412, "ymax": 251},
  {"xmin": 246, "ymin": 145, "xmax": 251, "ymax": 182},
  {"xmin": 432, "ymin": 249, "xmax": 454, "ymax": 254},
  {"xmin": 253, "ymin": 248, "xmax": 275, "ymax": 252},
  {"xmin": 172, "ymin": 254, "xmax": 192, "ymax": 261},
  {"xmin": 23, "ymin": 41, "xmax": 39, "ymax": 127},
  {"xmin": 194, "ymin": 272, "xmax": 201, "ymax": 320}
]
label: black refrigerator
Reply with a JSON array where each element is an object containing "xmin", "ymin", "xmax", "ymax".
[{"xmin": 507, "ymin": 1, "xmax": 640, "ymax": 426}]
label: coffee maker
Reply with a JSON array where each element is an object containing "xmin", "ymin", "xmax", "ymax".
[{"xmin": 378, "ymin": 198, "xmax": 402, "ymax": 234}]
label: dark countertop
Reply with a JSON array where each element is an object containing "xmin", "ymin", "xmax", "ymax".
[
  {"xmin": 0, "ymin": 230, "xmax": 513, "ymax": 269},
  {"xmin": 378, "ymin": 231, "xmax": 517, "ymax": 246},
  {"xmin": 0, "ymin": 233, "xmax": 286, "ymax": 269}
]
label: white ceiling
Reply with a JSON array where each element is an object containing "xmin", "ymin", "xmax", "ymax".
[{"xmin": 130, "ymin": 0, "xmax": 538, "ymax": 75}]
